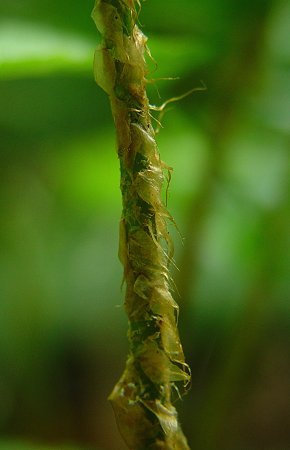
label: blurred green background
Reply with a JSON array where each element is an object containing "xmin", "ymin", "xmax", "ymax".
[{"xmin": 0, "ymin": 0, "xmax": 289, "ymax": 449}]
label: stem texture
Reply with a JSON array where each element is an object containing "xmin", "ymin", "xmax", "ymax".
[{"xmin": 92, "ymin": 1, "xmax": 190, "ymax": 448}]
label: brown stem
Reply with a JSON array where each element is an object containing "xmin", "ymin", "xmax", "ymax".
[{"xmin": 92, "ymin": 1, "xmax": 190, "ymax": 448}]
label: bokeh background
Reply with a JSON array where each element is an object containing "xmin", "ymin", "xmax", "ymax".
[{"xmin": 0, "ymin": 0, "xmax": 289, "ymax": 449}]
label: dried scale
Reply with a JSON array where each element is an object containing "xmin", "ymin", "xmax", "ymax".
[{"xmin": 92, "ymin": 1, "xmax": 190, "ymax": 448}]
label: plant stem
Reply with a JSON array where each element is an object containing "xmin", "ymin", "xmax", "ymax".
[{"xmin": 92, "ymin": 1, "xmax": 190, "ymax": 448}]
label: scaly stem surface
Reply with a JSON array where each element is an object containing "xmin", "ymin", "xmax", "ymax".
[{"xmin": 92, "ymin": 1, "xmax": 190, "ymax": 448}]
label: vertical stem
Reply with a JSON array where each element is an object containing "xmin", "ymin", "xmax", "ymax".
[{"xmin": 92, "ymin": 1, "xmax": 190, "ymax": 448}]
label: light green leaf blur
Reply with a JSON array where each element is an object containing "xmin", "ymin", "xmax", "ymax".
[{"xmin": 0, "ymin": 21, "xmax": 94, "ymax": 78}]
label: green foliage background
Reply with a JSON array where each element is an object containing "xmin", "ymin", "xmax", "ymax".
[{"xmin": 0, "ymin": 0, "xmax": 289, "ymax": 449}]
